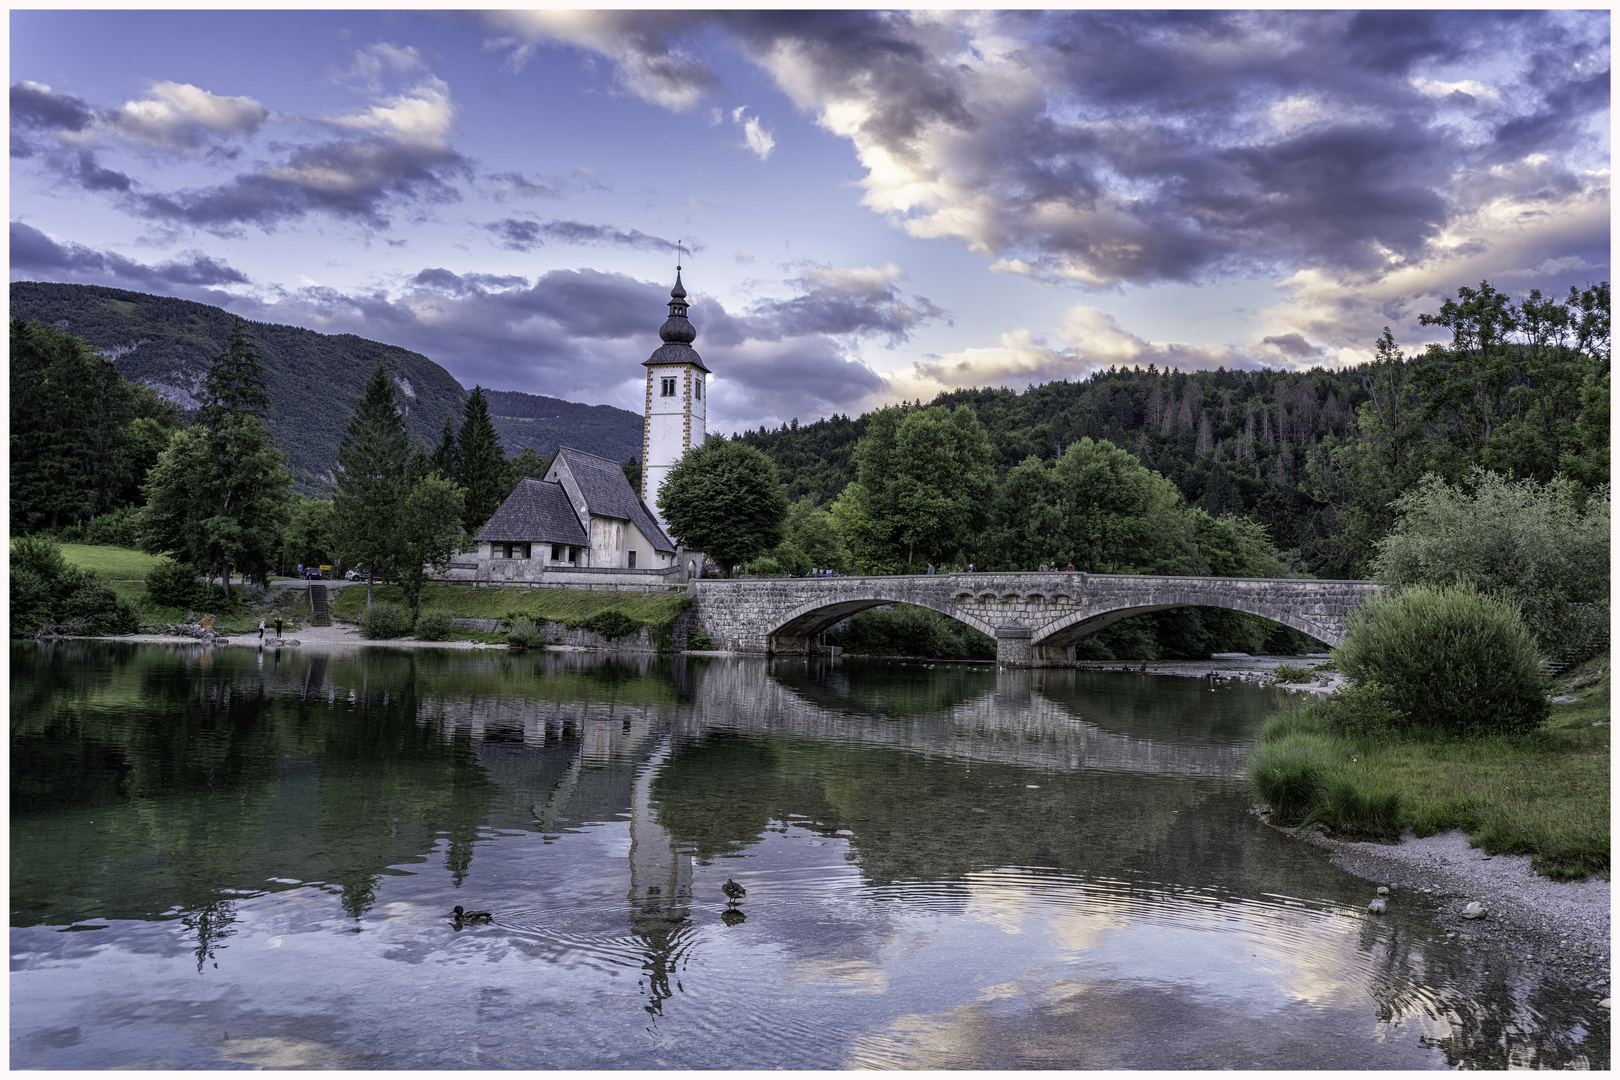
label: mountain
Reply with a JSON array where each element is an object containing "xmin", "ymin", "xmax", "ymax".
[
  {"xmin": 483, "ymin": 390, "xmax": 643, "ymax": 466},
  {"xmin": 9, "ymin": 282, "xmax": 644, "ymax": 493}
]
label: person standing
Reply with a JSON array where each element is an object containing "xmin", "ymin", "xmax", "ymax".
[
  {"xmin": 257, "ymin": 619, "xmax": 266, "ymax": 641},
  {"xmin": 274, "ymin": 617, "xmax": 283, "ymax": 639}
]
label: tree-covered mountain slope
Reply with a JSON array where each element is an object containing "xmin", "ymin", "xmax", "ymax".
[
  {"xmin": 483, "ymin": 389, "xmax": 642, "ymax": 465},
  {"xmin": 9, "ymin": 282, "xmax": 643, "ymax": 492}
]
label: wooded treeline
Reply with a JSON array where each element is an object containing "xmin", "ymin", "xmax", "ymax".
[{"xmin": 740, "ymin": 281, "xmax": 1608, "ymax": 579}]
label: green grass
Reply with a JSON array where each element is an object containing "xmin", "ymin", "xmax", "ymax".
[
  {"xmin": 57, "ymin": 543, "xmax": 164, "ymax": 580},
  {"xmin": 329, "ymin": 583, "xmax": 692, "ymax": 649},
  {"xmin": 1250, "ymin": 654, "xmax": 1610, "ymax": 879}
]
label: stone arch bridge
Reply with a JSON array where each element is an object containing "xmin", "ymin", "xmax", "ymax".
[{"xmin": 689, "ymin": 572, "xmax": 1380, "ymax": 667}]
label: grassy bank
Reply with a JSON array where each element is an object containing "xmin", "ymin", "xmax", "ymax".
[
  {"xmin": 1250, "ymin": 654, "xmax": 1609, "ymax": 880},
  {"xmin": 330, "ymin": 582, "xmax": 692, "ymax": 648}
]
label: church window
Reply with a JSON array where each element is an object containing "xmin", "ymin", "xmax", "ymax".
[
  {"xmin": 660, "ymin": 376, "xmax": 676, "ymax": 397},
  {"xmin": 694, "ymin": 378, "xmax": 702, "ymax": 400},
  {"xmin": 551, "ymin": 544, "xmax": 562, "ymax": 562},
  {"xmin": 628, "ymin": 550, "xmax": 637, "ymax": 569}
]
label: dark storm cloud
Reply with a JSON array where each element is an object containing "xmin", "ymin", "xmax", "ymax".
[
  {"xmin": 485, "ymin": 217, "xmax": 697, "ymax": 255},
  {"xmin": 10, "ymin": 221, "xmax": 251, "ymax": 288},
  {"xmin": 11, "ymin": 81, "xmax": 94, "ymax": 131}
]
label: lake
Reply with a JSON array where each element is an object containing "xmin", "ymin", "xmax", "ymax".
[{"xmin": 10, "ymin": 640, "xmax": 1607, "ymax": 1069}]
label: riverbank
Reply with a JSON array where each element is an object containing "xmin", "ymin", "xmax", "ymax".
[{"xmin": 1270, "ymin": 821, "xmax": 1611, "ymax": 1004}]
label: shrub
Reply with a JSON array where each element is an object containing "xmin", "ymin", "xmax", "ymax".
[
  {"xmin": 580, "ymin": 609, "xmax": 642, "ymax": 641},
  {"xmin": 1272, "ymin": 663, "xmax": 1312, "ymax": 683},
  {"xmin": 359, "ymin": 602, "xmax": 412, "ymax": 640},
  {"xmin": 145, "ymin": 559, "xmax": 211, "ymax": 609},
  {"xmin": 10, "ymin": 535, "xmax": 138, "ymax": 636},
  {"xmin": 686, "ymin": 631, "xmax": 716, "ymax": 651},
  {"xmin": 1249, "ymin": 733, "xmax": 1333, "ymax": 824},
  {"xmin": 413, "ymin": 608, "xmax": 455, "ymax": 641},
  {"xmin": 81, "ymin": 506, "xmax": 143, "ymax": 548},
  {"xmin": 1336, "ymin": 584, "xmax": 1550, "ymax": 735},
  {"xmin": 505, "ymin": 616, "xmax": 543, "ymax": 649}
]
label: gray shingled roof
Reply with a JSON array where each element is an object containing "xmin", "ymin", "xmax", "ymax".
[
  {"xmin": 478, "ymin": 478, "xmax": 588, "ymax": 545},
  {"xmin": 555, "ymin": 446, "xmax": 677, "ymax": 553}
]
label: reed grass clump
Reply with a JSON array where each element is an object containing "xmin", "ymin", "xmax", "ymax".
[{"xmin": 505, "ymin": 616, "xmax": 543, "ymax": 649}]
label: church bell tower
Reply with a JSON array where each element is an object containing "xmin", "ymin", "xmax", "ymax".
[{"xmin": 640, "ymin": 267, "xmax": 709, "ymax": 533}]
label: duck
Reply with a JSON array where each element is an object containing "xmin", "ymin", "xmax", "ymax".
[
  {"xmin": 721, "ymin": 879, "xmax": 746, "ymax": 906},
  {"xmin": 450, "ymin": 905, "xmax": 493, "ymax": 922}
]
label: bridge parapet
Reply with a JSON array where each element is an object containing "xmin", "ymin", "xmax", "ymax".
[{"xmin": 689, "ymin": 572, "xmax": 1380, "ymax": 666}]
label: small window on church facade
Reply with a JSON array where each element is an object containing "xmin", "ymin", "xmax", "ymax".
[
  {"xmin": 660, "ymin": 376, "xmax": 676, "ymax": 397},
  {"xmin": 627, "ymin": 550, "xmax": 637, "ymax": 569},
  {"xmin": 694, "ymin": 378, "xmax": 702, "ymax": 400}
]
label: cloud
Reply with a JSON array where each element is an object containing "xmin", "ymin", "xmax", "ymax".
[
  {"xmin": 729, "ymin": 107, "xmax": 777, "ymax": 160},
  {"xmin": 484, "ymin": 217, "xmax": 699, "ymax": 255},
  {"xmin": 743, "ymin": 262, "xmax": 946, "ymax": 345},
  {"xmin": 888, "ymin": 302, "xmax": 1256, "ymax": 403},
  {"xmin": 10, "ymin": 221, "xmax": 251, "ymax": 290},
  {"xmin": 11, "ymin": 81, "xmax": 93, "ymax": 131},
  {"xmin": 14, "ymin": 49, "xmax": 468, "ymax": 234},
  {"xmin": 502, "ymin": 10, "xmax": 1609, "ymax": 310},
  {"xmin": 103, "ymin": 81, "xmax": 268, "ymax": 151},
  {"xmin": 483, "ymin": 11, "xmax": 719, "ymax": 111}
]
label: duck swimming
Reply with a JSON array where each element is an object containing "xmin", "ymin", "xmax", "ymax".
[
  {"xmin": 721, "ymin": 879, "xmax": 746, "ymax": 906},
  {"xmin": 450, "ymin": 905, "xmax": 493, "ymax": 922}
]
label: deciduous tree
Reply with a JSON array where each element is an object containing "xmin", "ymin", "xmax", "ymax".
[{"xmin": 658, "ymin": 438, "xmax": 788, "ymax": 575}]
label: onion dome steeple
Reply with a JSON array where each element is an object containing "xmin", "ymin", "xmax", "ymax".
[{"xmin": 644, "ymin": 265, "xmax": 709, "ymax": 372}]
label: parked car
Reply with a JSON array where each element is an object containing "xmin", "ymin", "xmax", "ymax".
[{"xmin": 345, "ymin": 568, "xmax": 366, "ymax": 581}]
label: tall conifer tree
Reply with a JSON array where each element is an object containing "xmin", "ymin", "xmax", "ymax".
[
  {"xmin": 456, "ymin": 386, "xmax": 506, "ymax": 534},
  {"xmin": 332, "ymin": 364, "xmax": 411, "ymax": 606},
  {"xmin": 198, "ymin": 317, "xmax": 271, "ymax": 428}
]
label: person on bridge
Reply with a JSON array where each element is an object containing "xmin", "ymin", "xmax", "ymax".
[
  {"xmin": 1066, "ymin": 562, "xmax": 1076, "ymax": 572},
  {"xmin": 925, "ymin": 563, "xmax": 935, "ymax": 575}
]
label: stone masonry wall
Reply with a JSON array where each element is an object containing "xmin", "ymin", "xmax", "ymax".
[{"xmin": 689, "ymin": 572, "xmax": 1381, "ymax": 666}]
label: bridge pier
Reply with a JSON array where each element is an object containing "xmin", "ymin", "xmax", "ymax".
[
  {"xmin": 995, "ymin": 627, "xmax": 1075, "ymax": 668},
  {"xmin": 994, "ymin": 626, "xmax": 1031, "ymax": 667},
  {"xmin": 767, "ymin": 633, "xmax": 813, "ymax": 657}
]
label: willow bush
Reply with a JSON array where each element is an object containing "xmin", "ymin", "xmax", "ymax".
[{"xmin": 1336, "ymin": 584, "xmax": 1549, "ymax": 735}]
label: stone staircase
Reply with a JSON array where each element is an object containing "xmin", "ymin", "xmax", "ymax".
[{"xmin": 308, "ymin": 583, "xmax": 332, "ymax": 627}]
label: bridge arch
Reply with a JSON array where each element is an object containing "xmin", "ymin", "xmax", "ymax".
[
  {"xmin": 1034, "ymin": 596, "xmax": 1343, "ymax": 649},
  {"xmin": 766, "ymin": 594, "xmax": 999, "ymax": 643}
]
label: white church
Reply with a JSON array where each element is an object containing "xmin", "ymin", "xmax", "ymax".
[{"xmin": 465, "ymin": 269, "xmax": 707, "ymax": 585}]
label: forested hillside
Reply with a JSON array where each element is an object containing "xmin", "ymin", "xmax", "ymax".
[
  {"xmin": 741, "ymin": 278, "xmax": 1609, "ymax": 580},
  {"xmin": 484, "ymin": 389, "xmax": 642, "ymax": 464},
  {"xmin": 739, "ymin": 367, "xmax": 1369, "ymax": 575},
  {"xmin": 9, "ymin": 283, "xmax": 644, "ymax": 492},
  {"xmin": 11, "ymin": 282, "xmax": 465, "ymax": 494}
]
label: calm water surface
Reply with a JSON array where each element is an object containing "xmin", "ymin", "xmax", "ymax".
[{"xmin": 10, "ymin": 641, "xmax": 1607, "ymax": 1069}]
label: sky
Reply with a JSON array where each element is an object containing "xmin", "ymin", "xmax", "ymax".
[{"xmin": 10, "ymin": 9, "xmax": 1611, "ymax": 436}]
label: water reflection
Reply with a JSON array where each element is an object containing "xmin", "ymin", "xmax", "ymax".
[{"xmin": 10, "ymin": 641, "xmax": 1607, "ymax": 1069}]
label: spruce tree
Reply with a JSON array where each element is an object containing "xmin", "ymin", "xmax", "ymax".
[
  {"xmin": 198, "ymin": 317, "xmax": 271, "ymax": 428},
  {"xmin": 429, "ymin": 412, "xmax": 460, "ymax": 479},
  {"xmin": 332, "ymin": 365, "xmax": 411, "ymax": 606},
  {"xmin": 455, "ymin": 386, "xmax": 507, "ymax": 534}
]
